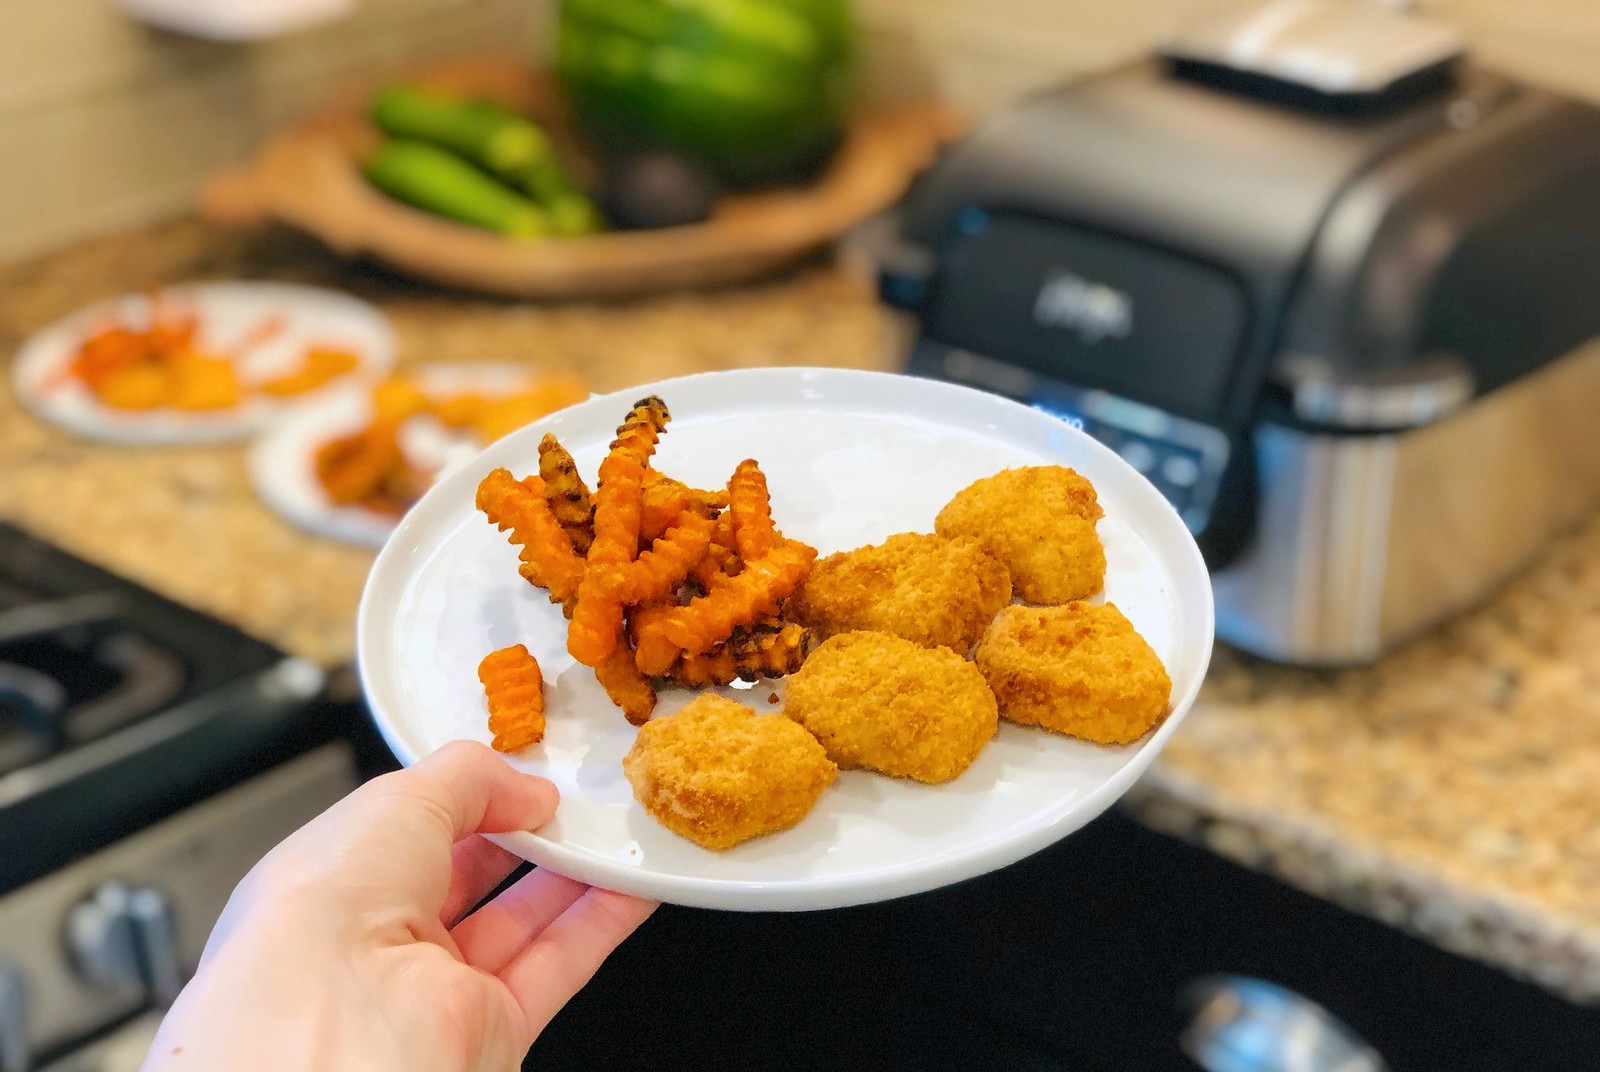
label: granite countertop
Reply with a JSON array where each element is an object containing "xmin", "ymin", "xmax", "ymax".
[{"xmin": 4, "ymin": 219, "xmax": 1599, "ymax": 1004}]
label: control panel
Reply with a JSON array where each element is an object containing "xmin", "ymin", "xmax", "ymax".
[{"xmin": 908, "ymin": 341, "xmax": 1232, "ymax": 535}]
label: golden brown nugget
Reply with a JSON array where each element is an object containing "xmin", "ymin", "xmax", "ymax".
[
  {"xmin": 975, "ymin": 602, "xmax": 1171, "ymax": 745},
  {"xmin": 935, "ymin": 466, "xmax": 1106, "ymax": 604},
  {"xmin": 623, "ymin": 695, "xmax": 836, "ymax": 850},
  {"xmin": 790, "ymin": 533, "xmax": 1011, "ymax": 653},
  {"xmin": 784, "ymin": 631, "xmax": 998, "ymax": 784}
]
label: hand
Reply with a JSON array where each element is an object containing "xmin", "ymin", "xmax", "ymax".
[{"xmin": 142, "ymin": 740, "xmax": 658, "ymax": 1072}]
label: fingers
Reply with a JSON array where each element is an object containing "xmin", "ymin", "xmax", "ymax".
[
  {"xmin": 441, "ymin": 836, "xmax": 525, "ymax": 927},
  {"xmin": 391, "ymin": 739, "xmax": 560, "ymax": 845},
  {"xmin": 450, "ymin": 867, "xmax": 589, "ymax": 973},
  {"xmin": 498, "ymin": 889, "xmax": 659, "ymax": 1039}
]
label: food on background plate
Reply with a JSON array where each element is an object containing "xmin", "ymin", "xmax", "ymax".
[
  {"xmin": 783, "ymin": 631, "xmax": 998, "ymax": 784},
  {"xmin": 365, "ymin": 84, "xmax": 603, "ymax": 237},
  {"xmin": 935, "ymin": 465, "xmax": 1107, "ymax": 604},
  {"xmin": 53, "ymin": 294, "xmax": 363, "ymax": 414},
  {"xmin": 475, "ymin": 395, "xmax": 817, "ymax": 728},
  {"xmin": 790, "ymin": 532, "xmax": 1011, "ymax": 653},
  {"xmin": 622, "ymin": 694, "xmax": 837, "ymax": 850},
  {"xmin": 478, "ymin": 644, "xmax": 547, "ymax": 751},
  {"xmin": 316, "ymin": 370, "xmax": 586, "ymax": 519},
  {"xmin": 975, "ymin": 602, "xmax": 1172, "ymax": 745}
]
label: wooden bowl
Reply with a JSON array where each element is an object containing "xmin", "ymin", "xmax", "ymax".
[{"xmin": 202, "ymin": 59, "xmax": 966, "ymax": 299}]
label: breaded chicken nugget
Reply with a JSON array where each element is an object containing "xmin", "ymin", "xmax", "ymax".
[
  {"xmin": 975, "ymin": 602, "xmax": 1170, "ymax": 745},
  {"xmin": 935, "ymin": 466, "xmax": 1106, "ymax": 604},
  {"xmin": 789, "ymin": 533, "xmax": 1011, "ymax": 653},
  {"xmin": 623, "ymin": 694, "xmax": 836, "ymax": 850},
  {"xmin": 783, "ymin": 631, "xmax": 997, "ymax": 784}
]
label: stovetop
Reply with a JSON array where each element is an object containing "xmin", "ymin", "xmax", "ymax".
[{"xmin": 0, "ymin": 522, "xmax": 325, "ymax": 894}]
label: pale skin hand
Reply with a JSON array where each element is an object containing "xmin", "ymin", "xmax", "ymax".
[{"xmin": 141, "ymin": 740, "xmax": 658, "ymax": 1072}]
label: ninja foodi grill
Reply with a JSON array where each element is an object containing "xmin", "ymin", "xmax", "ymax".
[{"xmin": 880, "ymin": 5, "xmax": 1600, "ymax": 666}]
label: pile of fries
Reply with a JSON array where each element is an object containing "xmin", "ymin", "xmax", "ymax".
[
  {"xmin": 315, "ymin": 371, "xmax": 587, "ymax": 518},
  {"xmin": 476, "ymin": 394, "xmax": 817, "ymax": 735},
  {"xmin": 60, "ymin": 293, "xmax": 359, "ymax": 412}
]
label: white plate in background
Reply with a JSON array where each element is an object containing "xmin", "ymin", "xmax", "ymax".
[
  {"xmin": 249, "ymin": 363, "xmax": 583, "ymax": 547},
  {"xmin": 12, "ymin": 282, "xmax": 394, "ymax": 444},
  {"xmin": 358, "ymin": 368, "xmax": 1214, "ymax": 911}
]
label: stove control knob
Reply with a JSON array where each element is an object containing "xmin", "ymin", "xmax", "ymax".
[
  {"xmin": 128, "ymin": 886, "xmax": 183, "ymax": 1007},
  {"xmin": 0, "ymin": 962, "xmax": 29, "ymax": 1072},
  {"xmin": 66, "ymin": 883, "xmax": 186, "ymax": 1008},
  {"xmin": 66, "ymin": 882, "xmax": 140, "ymax": 994}
]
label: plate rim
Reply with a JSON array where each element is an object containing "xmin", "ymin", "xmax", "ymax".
[{"xmin": 357, "ymin": 366, "xmax": 1215, "ymax": 911}]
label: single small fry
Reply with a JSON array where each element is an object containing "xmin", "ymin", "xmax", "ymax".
[
  {"xmin": 259, "ymin": 346, "xmax": 359, "ymax": 397},
  {"xmin": 661, "ymin": 539, "xmax": 817, "ymax": 655},
  {"xmin": 538, "ymin": 433, "xmax": 595, "ymax": 555},
  {"xmin": 617, "ymin": 509, "xmax": 717, "ymax": 607},
  {"xmin": 477, "ymin": 468, "xmax": 585, "ymax": 607},
  {"xmin": 630, "ymin": 601, "xmax": 682, "ymax": 677},
  {"xmin": 479, "ymin": 644, "xmax": 545, "ymax": 751},
  {"xmin": 595, "ymin": 642, "xmax": 657, "ymax": 726},
  {"xmin": 569, "ymin": 396, "xmax": 668, "ymax": 667},
  {"xmin": 728, "ymin": 459, "xmax": 778, "ymax": 560}
]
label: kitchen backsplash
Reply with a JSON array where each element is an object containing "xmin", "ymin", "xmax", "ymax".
[{"xmin": 1, "ymin": 0, "xmax": 1597, "ymax": 263}]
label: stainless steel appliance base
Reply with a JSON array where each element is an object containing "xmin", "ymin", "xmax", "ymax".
[{"xmin": 1214, "ymin": 342, "xmax": 1600, "ymax": 665}]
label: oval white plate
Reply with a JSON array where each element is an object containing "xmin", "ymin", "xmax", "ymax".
[
  {"xmin": 358, "ymin": 368, "xmax": 1214, "ymax": 911},
  {"xmin": 250, "ymin": 363, "xmax": 578, "ymax": 548},
  {"xmin": 12, "ymin": 282, "xmax": 394, "ymax": 444}
]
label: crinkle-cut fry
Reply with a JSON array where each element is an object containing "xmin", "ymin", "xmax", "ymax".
[
  {"xmin": 478, "ymin": 644, "xmax": 545, "ymax": 752},
  {"xmin": 476, "ymin": 469, "xmax": 584, "ymax": 606},
  {"xmin": 660, "ymin": 539, "xmax": 818, "ymax": 655},
  {"xmin": 664, "ymin": 621, "xmax": 811, "ymax": 687},
  {"xmin": 537, "ymin": 433, "xmax": 594, "ymax": 555},
  {"xmin": 639, "ymin": 475, "xmax": 726, "ymax": 544},
  {"xmin": 630, "ymin": 602, "xmax": 682, "ymax": 677},
  {"xmin": 728, "ymin": 459, "xmax": 778, "ymax": 561},
  {"xmin": 690, "ymin": 512, "xmax": 742, "ymax": 592},
  {"xmin": 568, "ymin": 396, "xmax": 669, "ymax": 666},
  {"xmin": 618, "ymin": 510, "xmax": 717, "ymax": 606},
  {"xmin": 595, "ymin": 643, "xmax": 657, "ymax": 726}
]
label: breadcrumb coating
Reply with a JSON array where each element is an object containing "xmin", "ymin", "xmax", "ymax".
[
  {"xmin": 935, "ymin": 466, "xmax": 1106, "ymax": 604},
  {"xmin": 783, "ymin": 631, "xmax": 998, "ymax": 784},
  {"xmin": 790, "ymin": 533, "xmax": 1011, "ymax": 652},
  {"xmin": 975, "ymin": 602, "xmax": 1170, "ymax": 745},
  {"xmin": 622, "ymin": 695, "xmax": 836, "ymax": 850}
]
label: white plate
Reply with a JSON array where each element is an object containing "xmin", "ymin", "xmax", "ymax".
[
  {"xmin": 358, "ymin": 368, "xmax": 1214, "ymax": 911},
  {"xmin": 249, "ymin": 363, "xmax": 570, "ymax": 547},
  {"xmin": 12, "ymin": 282, "xmax": 394, "ymax": 444}
]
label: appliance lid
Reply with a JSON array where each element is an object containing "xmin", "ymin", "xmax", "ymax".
[
  {"xmin": 896, "ymin": 57, "xmax": 1501, "ymax": 432},
  {"xmin": 1160, "ymin": 0, "xmax": 1465, "ymax": 97}
]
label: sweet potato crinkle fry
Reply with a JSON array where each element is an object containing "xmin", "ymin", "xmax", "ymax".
[
  {"xmin": 538, "ymin": 433, "xmax": 595, "ymax": 554},
  {"xmin": 476, "ymin": 468, "xmax": 584, "ymax": 607},
  {"xmin": 595, "ymin": 643, "xmax": 658, "ymax": 726},
  {"xmin": 666, "ymin": 621, "xmax": 811, "ymax": 687},
  {"xmin": 619, "ymin": 510, "xmax": 717, "ymax": 606},
  {"xmin": 728, "ymin": 459, "xmax": 778, "ymax": 560},
  {"xmin": 661, "ymin": 539, "xmax": 818, "ymax": 656},
  {"xmin": 568, "ymin": 397, "xmax": 669, "ymax": 667},
  {"xmin": 478, "ymin": 644, "xmax": 545, "ymax": 752}
]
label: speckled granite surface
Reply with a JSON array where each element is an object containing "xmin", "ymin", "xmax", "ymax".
[{"xmin": 3, "ymin": 218, "xmax": 1599, "ymax": 1003}]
